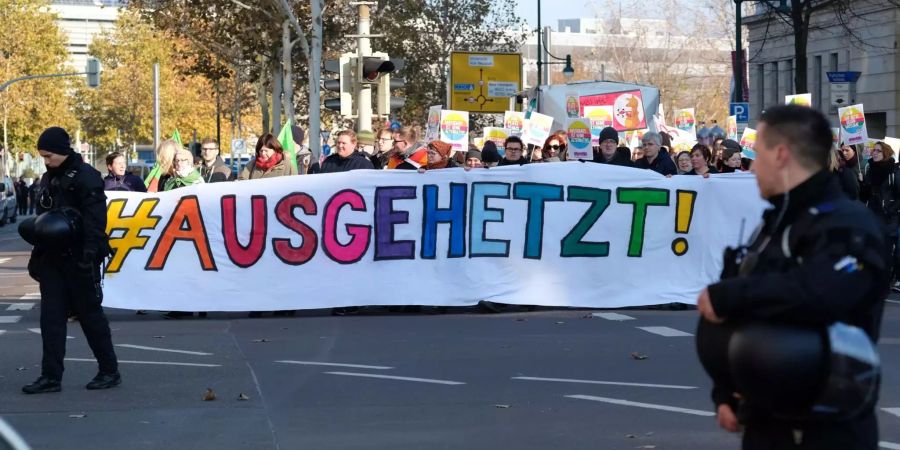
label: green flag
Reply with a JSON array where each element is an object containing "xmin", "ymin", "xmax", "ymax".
[
  {"xmin": 277, "ymin": 121, "xmax": 298, "ymax": 172},
  {"xmin": 171, "ymin": 129, "xmax": 183, "ymax": 147}
]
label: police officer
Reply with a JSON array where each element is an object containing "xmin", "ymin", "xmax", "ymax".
[
  {"xmin": 696, "ymin": 105, "xmax": 887, "ymax": 449},
  {"xmin": 21, "ymin": 127, "xmax": 120, "ymax": 394}
]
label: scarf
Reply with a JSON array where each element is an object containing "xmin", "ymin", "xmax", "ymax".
[
  {"xmin": 163, "ymin": 169, "xmax": 203, "ymax": 191},
  {"xmin": 866, "ymin": 158, "xmax": 895, "ymax": 188},
  {"xmin": 255, "ymin": 151, "xmax": 283, "ymax": 171}
]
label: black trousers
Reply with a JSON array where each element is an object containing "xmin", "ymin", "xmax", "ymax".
[
  {"xmin": 743, "ymin": 411, "xmax": 878, "ymax": 450},
  {"xmin": 17, "ymin": 200, "xmax": 27, "ymax": 215},
  {"xmin": 37, "ymin": 258, "xmax": 118, "ymax": 380}
]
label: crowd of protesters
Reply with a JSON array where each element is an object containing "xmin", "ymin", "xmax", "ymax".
[{"xmin": 105, "ymin": 118, "xmax": 900, "ymax": 316}]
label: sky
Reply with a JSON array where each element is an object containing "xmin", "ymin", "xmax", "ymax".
[{"xmin": 516, "ymin": 0, "xmax": 603, "ymax": 29}]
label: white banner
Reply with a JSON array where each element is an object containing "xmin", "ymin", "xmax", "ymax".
[{"xmin": 102, "ymin": 165, "xmax": 767, "ymax": 311}]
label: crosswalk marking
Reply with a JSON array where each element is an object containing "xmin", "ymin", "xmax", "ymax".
[
  {"xmin": 566, "ymin": 394, "xmax": 715, "ymax": 417},
  {"xmin": 882, "ymin": 407, "xmax": 900, "ymax": 419},
  {"xmin": 0, "ymin": 330, "xmax": 6, "ymax": 337},
  {"xmin": 591, "ymin": 312, "xmax": 636, "ymax": 321},
  {"xmin": 0, "ymin": 257, "xmax": 11, "ymax": 265},
  {"xmin": 637, "ymin": 326, "xmax": 694, "ymax": 337},
  {"xmin": 7, "ymin": 303, "xmax": 34, "ymax": 311},
  {"xmin": 0, "ymin": 316, "xmax": 22, "ymax": 324},
  {"xmin": 28, "ymin": 328, "xmax": 74, "ymax": 339},
  {"xmin": 880, "ymin": 441, "xmax": 900, "ymax": 450},
  {"xmin": 19, "ymin": 293, "xmax": 40, "ymax": 300}
]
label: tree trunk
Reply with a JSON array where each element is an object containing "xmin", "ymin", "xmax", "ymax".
[
  {"xmin": 282, "ymin": 20, "xmax": 295, "ymax": 124},
  {"xmin": 271, "ymin": 49, "xmax": 283, "ymax": 133},
  {"xmin": 792, "ymin": 0, "xmax": 809, "ymax": 94},
  {"xmin": 258, "ymin": 62, "xmax": 270, "ymax": 134}
]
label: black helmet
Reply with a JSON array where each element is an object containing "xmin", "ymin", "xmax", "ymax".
[
  {"xmin": 33, "ymin": 207, "xmax": 83, "ymax": 252},
  {"xmin": 727, "ymin": 322, "xmax": 880, "ymax": 422},
  {"xmin": 18, "ymin": 217, "xmax": 37, "ymax": 246}
]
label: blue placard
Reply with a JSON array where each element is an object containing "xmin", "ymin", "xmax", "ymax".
[
  {"xmin": 826, "ymin": 71, "xmax": 861, "ymax": 83},
  {"xmin": 730, "ymin": 102, "xmax": 750, "ymax": 122}
]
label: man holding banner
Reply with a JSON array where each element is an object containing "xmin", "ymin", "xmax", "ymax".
[{"xmin": 697, "ymin": 105, "xmax": 887, "ymax": 449}]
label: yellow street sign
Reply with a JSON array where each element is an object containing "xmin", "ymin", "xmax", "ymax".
[{"xmin": 449, "ymin": 52, "xmax": 522, "ymax": 113}]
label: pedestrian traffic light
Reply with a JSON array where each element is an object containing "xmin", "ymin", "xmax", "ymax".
[
  {"xmin": 359, "ymin": 56, "xmax": 394, "ymax": 84},
  {"xmin": 86, "ymin": 58, "xmax": 101, "ymax": 88},
  {"xmin": 323, "ymin": 53, "xmax": 355, "ymax": 116}
]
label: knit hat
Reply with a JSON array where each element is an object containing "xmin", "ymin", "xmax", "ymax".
[
  {"xmin": 466, "ymin": 149, "xmax": 482, "ymax": 161},
  {"xmin": 598, "ymin": 127, "xmax": 618, "ymax": 145},
  {"xmin": 358, "ymin": 130, "xmax": 375, "ymax": 146},
  {"xmin": 481, "ymin": 141, "xmax": 501, "ymax": 163},
  {"xmin": 429, "ymin": 140, "xmax": 452, "ymax": 158},
  {"xmin": 37, "ymin": 127, "xmax": 73, "ymax": 155}
]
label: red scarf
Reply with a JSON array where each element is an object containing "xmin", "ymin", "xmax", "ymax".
[{"xmin": 255, "ymin": 151, "xmax": 283, "ymax": 171}]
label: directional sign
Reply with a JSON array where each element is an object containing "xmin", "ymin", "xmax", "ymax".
[
  {"xmin": 826, "ymin": 71, "xmax": 861, "ymax": 83},
  {"xmin": 730, "ymin": 102, "xmax": 750, "ymax": 123},
  {"xmin": 450, "ymin": 52, "xmax": 523, "ymax": 113}
]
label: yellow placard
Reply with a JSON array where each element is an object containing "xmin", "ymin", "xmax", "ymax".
[{"xmin": 450, "ymin": 52, "xmax": 523, "ymax": 113}]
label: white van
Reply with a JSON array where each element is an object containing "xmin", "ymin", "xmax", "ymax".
[{"xmin": 0, "ymin": 176, "xmax": 17, "ymax": 226}]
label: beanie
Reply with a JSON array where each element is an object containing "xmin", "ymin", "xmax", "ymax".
[
  {"xmin": 722, "ymin": 139, "xmax": 742, "ymax": 152},
  {"xmin": 481, "ymin": 141, "xmax": 501, "ymax": 163},
  {"xmin": 358, "ymin": 130, "xmax": 376, "ymax": 146},
  {"xmin": 598, "ymin": 127, "xmax": 619, "ymax": 145},
  {"xmin": 466, "ymin": 149, "xmax": 482, "ymax": 161},
  {"xmin": 37, "ymin": 127, "xmax": 73, "ymax": 155}
]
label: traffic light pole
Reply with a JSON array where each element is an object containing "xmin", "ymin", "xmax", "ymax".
[
  {"xmin": 356, "ymin": 2, "xmax": 373, "ymax": 132},
  {"xmin": 309, "ymin": 0, "xmax": 323, "ymax": 163}
]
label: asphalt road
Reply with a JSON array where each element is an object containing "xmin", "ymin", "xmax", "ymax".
[{"xmin": 1, "ymin": 216, "xmax": 899, "ymax": 450}]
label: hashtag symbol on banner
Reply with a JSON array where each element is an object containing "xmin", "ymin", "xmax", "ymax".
[{"xmin": 105, "ymin": 198, "xmax": 161, "ymax": 273}]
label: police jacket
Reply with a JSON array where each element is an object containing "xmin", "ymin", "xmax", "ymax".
[
  {"xmin": 35, "ymin": 152, "xmax": 110, "ymax": 263},
  {"xmin": 705, "ymin": 171, "xmax": 888, "ymax": 418}
]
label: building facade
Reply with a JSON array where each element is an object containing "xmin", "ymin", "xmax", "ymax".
[
  {"xmin": 49, "ymin": 0, "xmax": 123, "ymax": 71},
  {"xmin": 745, "ymin": 0, "xmax": 899, "ymax": 138}
]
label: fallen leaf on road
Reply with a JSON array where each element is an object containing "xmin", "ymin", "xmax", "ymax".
[
  {"xmin": 493, "ymin": 404, "xmax": 510, "ymax": 409},
  {"xmin": 630, "ymin": 352, "xmax": 649, "ymax": 360},
  {"xmin": 16, "ymin": 367, "xmax": 26, "ymax": 371},
  {"xmin": 203, "ymin": 388, "xmax": 216, "ymax": 401},
  {"xmin": 238, "ymin": 393, "xmax": 250, "ymax": 401},
  {"xmin": 69, "ymin": 414, "xmax": 86, "ymax": 419},
  {"xmin": 251, "ymin": 339, "xmax": 270, "ymax": 343}
]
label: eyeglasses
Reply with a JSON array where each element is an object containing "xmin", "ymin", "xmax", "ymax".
[
  {"xmin": 201, "ymin": 147, "xmax": 218, "ymax": 152},
  {"xmin": 601, "ymin": 139, "xmax": 616, "ymax": 145},
  {"xmin": 506, "ymin": 147, "xmax": 523, "ymax": 152}
]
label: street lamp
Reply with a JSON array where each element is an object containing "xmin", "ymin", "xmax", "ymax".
[{"xmin": 562, "ymin": 55, "xmax": 575, "ymax": 81}]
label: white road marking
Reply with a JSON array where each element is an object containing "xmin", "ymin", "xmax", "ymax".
[
  {"xmin": 0, "ymin": 257, "xmax": 11, "ymax": 264},
  {"xmin": 19, "ymin": 293, "xmax": 39, "ymax": 300},
  {"xmin": 28, "ymin": 328, "xmax": 75, "ymax": 339},
  {"xmin": 512, "ymin": 376, "xmax": 696, "ymax": 390},
  {"xmin": 324, "ymin": 371, "xmax": 465, "ymax": 385},
  {"xmin": 276, "ymin": 360, "xmax": 393, "ymax": 370},
  {"xmin": 880, "ymin": 442, "xmax": 900, "ymax": 450},
  {"xmin": 0, "ymin": 330, "xmax": 6, "ymax": 337},
  {"xmin": 7, "ymin": 303, "xmax": 34, "ymax": 311},
  {"xmin": 566, "ymin": 394, "xmax": 715, "ymax": 417},
  {"xmin": 65, "ymin": 358, "xmax": 220, "ymax": 368},
  {"xmin": 116, "ymin": 344, "xmax": 212, "ymax": 356},
  {"xmin": 887, "ymin": 299, "xmax": 900, "ymax": 305},
  {"xmin": 637, "ymin": 326, "xmax": 694, "ymax": 337},
  {"xmin": 591, "ymin": 312, "xmax": 636, "ymax": 321},
  {"xmin": 882, "ymin": 408, "xmax": 900, "ymax": 418},
  {"xmin": 0, "ymin": 316, "xmax": 21, "ymax": 324}
]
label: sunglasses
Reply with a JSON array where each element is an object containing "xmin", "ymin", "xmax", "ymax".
[{"xmin": 548, "ymin": 144, "xmax": 566, "ymax": 150}]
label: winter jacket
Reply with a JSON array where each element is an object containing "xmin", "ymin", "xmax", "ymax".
[
  {"xmin": 200, "ymin": 157, "xmax": 233, "ymax": 183},
  {"xmin": 635, "ymin": 150, "xmax": 677, "ymax": 176},
  {"xmin": 861, "ymin": 158, "xmax": 900, "ymax": 235},
  {"xmin": 498, "ymin": 156, "xmax": 529, "ymax": 166},
  {"xmin": 239, "ymin": 155, "xmax": 298, "ymax": 180},
  {"xmin": 319, "ymin": 151, "xmax": 375, "ymax": 173},
  {"xmin": 104, "ymin": 173, "xmax": 147, "ymax": 192},
  {"xmin": 593, "ymin": 151, "xmax": 634, "ymax": 167}
]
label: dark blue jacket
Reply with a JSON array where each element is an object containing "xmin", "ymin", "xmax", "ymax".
[
  {"xmin": 635, "ymin": 149, "xmax": 677, "ymax": 176},
  {"xmin": 104, "ymin": 173, "xmax": 147, "ymax": 192}
]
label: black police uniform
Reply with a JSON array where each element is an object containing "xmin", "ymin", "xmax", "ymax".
[
  {"xmin": 702, "ymin": 170, "xmax": 888, "ymax": 449},
  {"xmin": 28, "ymin": 151, "xmax": 119, "ymax": 389}
]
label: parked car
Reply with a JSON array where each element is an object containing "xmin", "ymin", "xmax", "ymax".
[{"xmin": 0, "ymin": 176, "xmax": 17, "ymax": 226}]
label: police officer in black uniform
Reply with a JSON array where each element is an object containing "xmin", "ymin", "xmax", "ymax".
[
  {"xmin": 696, "ymin": 105, "xmax": 888, "ymax": 449},
  {"xmin": 21, "ymin": 127, "xmax": 120, "ymax": 394}
]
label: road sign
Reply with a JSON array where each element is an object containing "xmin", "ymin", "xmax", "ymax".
[
  {"xmin": 830, "ymin": 82, "xmax": 850, "ymax": 107},
  {"xmin": 449, "ymin": 52, "xmax": 522, "ymax": 113},
  {"xmin": 730, "ymin": 103, "xmax": 750, "ymax": 123},
  {"xmin": 231, "ymin": 139, "xmax": 246, "ymax": 155},
  {"xmin": 826, "ymin": 71, "xmax": 861, "ymax": 83}
]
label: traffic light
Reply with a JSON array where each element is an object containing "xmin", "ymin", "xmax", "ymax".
[
  {"xmin": 373, "ymin": 54, "xmax": 405, "ymax": 116},
  {"xmin": 360, "ymin": 56, "xmax": 394, "ymax": 84},
  {"xmin": 323, "ymin": 53, "xmax": 355, "ymax": 116},
  {"xmin": 86, "ymin": 58, "xmax": 101, "ymax": 88}
]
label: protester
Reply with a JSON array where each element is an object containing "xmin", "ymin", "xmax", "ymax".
[
  {"xmin": 712, "ymin": 137, "xmax": 726, "ymax": 170},
  {"xmin": 697, "ymin": 105, "xmax": 887, "ymax": 449},
  {"xmin": 719, "ymin": 148, "xmax": 743, "ymax": 174},
  {"xmin": 829, "ymin": 149, "xmax": 860, "ymax": 201},
  {"xmin": 423, "ymin": 141, "xmax": 455, "ymax": 170},
  {"xmin": 198, "ymin": 138, "xmax": 233, "ymax": 183},
  {"xmin": 465, "ymin": 148, "xmax": 483, "ymax": 168},
  {"xmin": 317, "ymin": 130, "xmax": 375, "ymax": 173},
  {"xmin": 239, "ymin": 133, "xmax": 298, "ymax": 180},
  {"xmin": 631, "ymin": 147, "xmax": 644, "ymax": 162},
  {"xmin": 372, "ymin": 128, "xmax": 395, "ymax": 169},
  {"xmin": 27, "ymin": 179, "xmax": 38, "ymax": 215},
  {"xmin": 635, "ymin": 132, "xmax": 677, "ymax": 175},
  {"xmin": 860, "ymin": 141, "xmax": 900, "ymax": 238},
  {"xmin": 357, "ymin": 130, "xmax": 376, "ymax": 157},
  {"xmin": 104, "ymin": 152, "xmax": 147, "ymax": 192},
  {"xmin": 387, "ymin": 126, "xmax": 425, "ymax": 169},
  {"xmin": 161, "ymin": 149, "xmax": 204, "ymax": 191},
  {"xmin": 481, "ymin": 141, "xmax": 502, "ymax": 167},
  {"xmin": 539, "ymin": 133, "xmax": 565, "ymax": 162},
  {"xmin": 22, "ymin": 127, "xmax": 120, "ymax": 394},
  {"xmin": 593, "ymin": 127, "xmax": 632, "ymax": 166},
  {"xmin": 687, "ymin": 144, "xmax": 718, "ymax": 176},
  {"xmin": 498, "ymin": 136, "xmax": 528, "ymax": 166},
  {"xmin": 675, "ymin": 151, "xmax": 693, "ymax": 175},
  {"xmin": 841, "ymin": 143, "xmax": 863, "ymax": 183},
  {"xmin": 15, "ymin": 177, "xmax": 28, "ymax": 215},
  {"xmin": 145, "ymin": 139, "xmax": 179, "ymax": 193}
]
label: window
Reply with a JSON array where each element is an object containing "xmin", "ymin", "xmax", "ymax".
[
  {"xmin": 771, "ymin": 62, "xmax": 779, "ymax": 105},
  {"xmin": 784, "ymin": 59, "xmax": 794, "ymax": 96},
  {"xmin": 814, "ymin": 55, "xmax": 822, "ymax": 108},
  {"xmin": 830, "ymin": 53, "xmax": 839, "ymax": 72},
  {"xmin": 757, "ymin": 64, "xmax": 765, "ymax": 110}
]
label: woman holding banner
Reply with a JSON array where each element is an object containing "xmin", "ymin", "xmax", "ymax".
[
  {"xmin": 144, "ymin": 139, "xmax": 178, "ymax": 193},
  {"xmin": 687, "ymin": 144, "xmax": 718, "ymax": 176},
  {"xmin": 239, "ymin": 133, "xmax": 298, "ymax": 180}
]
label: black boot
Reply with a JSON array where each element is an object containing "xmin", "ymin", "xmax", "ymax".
[
  {"xmin": 22, "ymin": 376, "xmax": 61, "ymax": 394},
  {"xmin": 86, "ymin": 371, "xmax": 121, "ymax": 390}
]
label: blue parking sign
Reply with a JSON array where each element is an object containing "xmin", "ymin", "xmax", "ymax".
[{"xmin": 730, "ymin": 103, "xmax": 750, "ymax": 122}]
